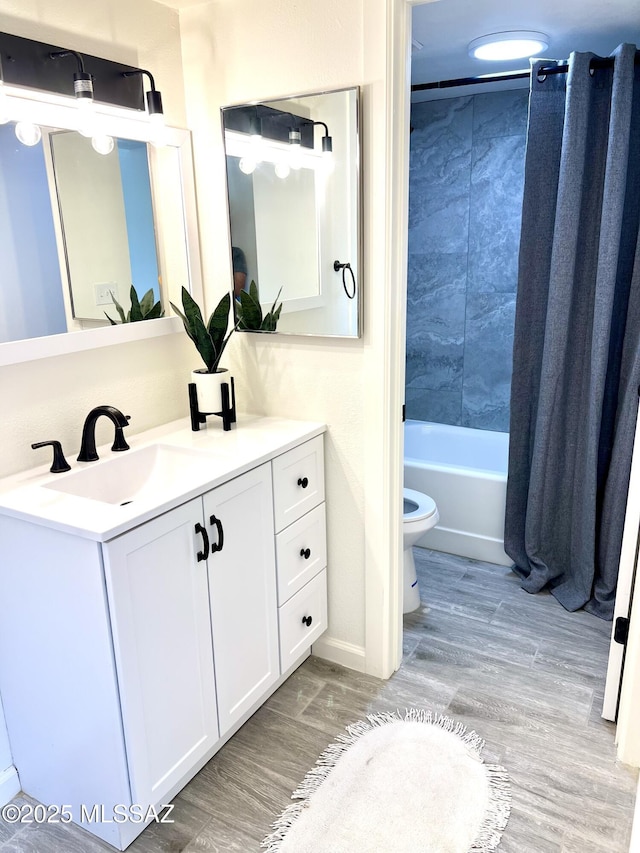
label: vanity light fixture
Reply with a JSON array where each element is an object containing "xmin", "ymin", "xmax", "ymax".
[
  {"xmin": 288, "ymin": 126, "xmax": 303, "ymax": 170},
  {"xmin": 50, "ymin": 49, "xmax": 96, "ymax": 137},
  {"xmin": 123, "ymin": 68, "xmax": 165, "ymax": 142},
  {"xmin": 468, "ymin": 31, "xmax": 549, "ymax": 61}
]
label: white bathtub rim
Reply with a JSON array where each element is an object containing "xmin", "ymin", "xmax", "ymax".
[{"xmin": 404, "ymin": 457, "xmax": 507, "ymax": 482}]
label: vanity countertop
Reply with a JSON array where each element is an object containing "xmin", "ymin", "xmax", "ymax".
[{"xmin": 0, "ymin": 415, "xmax": 326, "ymax": 542}]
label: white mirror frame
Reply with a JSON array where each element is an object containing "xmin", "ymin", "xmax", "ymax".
[{"xmin": 0, "ymin": 85, "xmax": 202, "ymax": 367}]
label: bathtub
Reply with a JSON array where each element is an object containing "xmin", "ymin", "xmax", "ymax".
[{"xmin": 403, "ymin": 419, "xmax": 511, "ymax": 567}]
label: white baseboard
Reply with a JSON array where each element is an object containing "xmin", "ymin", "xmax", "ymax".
[
  {"xmin": 0, "ymin": 766, "xmax": 20, "ymax": 806},
  {"xmin": 419, "ymin": 526, "xmax": 513, "ymax": 567},
  {"xmin": 312, "ymin": 635, "xmax": 366, "ymax": 673}
]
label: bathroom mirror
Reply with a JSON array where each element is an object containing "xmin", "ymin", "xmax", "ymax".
[
  {"xmin": 221, "ymin": 86, "xmax": 361, "ymax": 338},
  {"xmin": 50, "ymin": 133, "xmax": 160, "ymax": 323},
  {"xmin": 0, "ymin": 95, "xmax": 201, "ymax": 366}
]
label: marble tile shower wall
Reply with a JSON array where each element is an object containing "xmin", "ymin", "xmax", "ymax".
[{"xmin": 405, "ymin": 90, "xmax": 528, "ymax": 432}]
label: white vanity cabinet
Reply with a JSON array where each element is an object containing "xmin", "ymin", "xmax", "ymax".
[
  {"xmin": 102, "ymin": 462, "xmax": 279, "ymax": 812},
  {"xmin": 0, "ymin": 419, "xmax": 326, "ymax": 850}
]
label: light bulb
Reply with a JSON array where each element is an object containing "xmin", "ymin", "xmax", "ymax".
[
  {"xmin": 322, "ymin": 151, "xmax": 335, "ymax": 174},
  {"xmin": 0, "ymin": 83, "xmax": 9, "ymax": 125},
  {"xmin": 76, "ymin": 100, "xmax": 97, "ymax": 138},
  {"xmin": 275, "ymin": 161, "xmax": 290, "ymax": 179},
  {"xmin": 289, "ymin": 144, "xmax": 302, "ymax": 171},
  {"xmin": 239, "ymin": 157, "xmax": 257, "ymax": 175},
  {"xmin": 91, "ymin": 134, "xmax": 115, "ymax": 155},
  {"xmin": 15, "ymin": 121, "xmax": 41, "ymax": 146}
]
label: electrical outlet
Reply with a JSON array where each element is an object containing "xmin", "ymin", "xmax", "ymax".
[{"xmin": 95, "ymin": 283, "xmax": 117, "ymax": 306}]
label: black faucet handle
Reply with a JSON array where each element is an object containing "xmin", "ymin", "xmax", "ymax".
[{"xmin": 31, "ymin": 441, "xmax": 71, "ymax": 474}]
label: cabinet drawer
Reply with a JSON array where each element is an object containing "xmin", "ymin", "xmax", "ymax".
[
  {"xmin": 272, "ymin": 436, "xmax": 325, "ymax": 532},
  {"xmin": 278, "ymin": 569, "xmax": 327, "ymax": 672},
  {"xmin": 276, "ymin": 503, "xmax": 326, "ymax": 605}
]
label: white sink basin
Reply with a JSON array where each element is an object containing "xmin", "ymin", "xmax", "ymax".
[{"xmin": 45, "ymin": 444, "xmax": 214, "ymax": 506}]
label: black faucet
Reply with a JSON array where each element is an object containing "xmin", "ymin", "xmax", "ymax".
[{"xmin": 77, "ymin": 406, "xmax": 131, "ymax": 462}]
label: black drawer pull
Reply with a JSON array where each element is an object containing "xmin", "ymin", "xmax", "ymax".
[
  {"xmin": 297, "ymin": 477, "xmax": 309, "ymax": 489},
  {"xmin": 210, "ymin": 515, "xmax": 224, "ymax": 553},
  {"xmin": 300, "ymin": 548, "xmax": 311, "ymax": 560},
  {"xmin": 195, "ymin": 523, "xmax": 210, "ymax": 562},
  {"xmin": 302, "ymin": 615, "xmax": 313, "ymax": 627}
]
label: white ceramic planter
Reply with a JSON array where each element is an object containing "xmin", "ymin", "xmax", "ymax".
[{"xmin": 191, "ymin": 368, "xmax": 231, "ymax": 414}]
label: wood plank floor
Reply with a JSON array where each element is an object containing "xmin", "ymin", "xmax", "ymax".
[{"xmin": 0, "ymin": 548, "xmax": 637, "ymax": 851}]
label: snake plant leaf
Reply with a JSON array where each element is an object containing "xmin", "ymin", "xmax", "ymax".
[
  {"xmin": 110, "ymin": 292, "xmax": 127, "ymax": 324},
  {"xmin": 145, "ymin": 301, "xmax": 164, "ymax": 320},
  {"xmin": 239, "ymin": 289, "xmax": 263, "ymax": 330},
  {"xmin": 104, "ymin": 312, "xmax": 118, "ymax": 325},
  {"xmin": 169, "ymin": 300, "xmax": 197, "ymax": 345},
  {"xmin": 207, "ymin": 293, "xmax": 232, "ymax": 353},
  {"xmin": 192, "ymin": 315, "xmax": 217, "ymax": 372},
  {"xmin": 249, "ymin": 280, "xmax": 260, "ymax": 304},
  {"xmin": 139, "ymin": 288, "xmax": 155, "ymax": 317},
  {"xmin": 129, "ymin": 285, "xmax": 143, "ymax": 322}
]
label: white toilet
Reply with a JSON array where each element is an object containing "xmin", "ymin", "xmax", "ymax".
[{"xmin": 403, "ymin": 488, "xmax": 439, "ymax": 613}]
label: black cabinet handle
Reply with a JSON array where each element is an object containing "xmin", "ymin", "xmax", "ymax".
[
  {"xmin": 210, "ymin": 515, "xmax": 224, "ymax": 553},
  {"xmin": 195, "ymin": 523, "xmax": 210, "ymax": 562},
  {"xmin": 302, "ymin": 615, "xmax": 313, "ymax": 627},
  {"xmin": 297, "ymin": 477, "xmax": 309, "ymax": 489},
  {"xmin": 300, "ymin": 548, "xmax": 311, "ymax": 560}
]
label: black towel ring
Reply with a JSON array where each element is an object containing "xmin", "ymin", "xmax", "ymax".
[{"xmin": 333, "ymin": 260, "xmax": 357, "ymax": 299}]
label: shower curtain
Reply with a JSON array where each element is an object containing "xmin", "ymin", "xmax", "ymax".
[{"xmin": 505, "ymin": 44, "xmax": 640, "ymax": 620}]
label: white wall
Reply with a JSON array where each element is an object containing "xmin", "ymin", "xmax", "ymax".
[
  {"xmin": 0, "ymin": 0, "xmax": 195, "ymax": 795},
  {"xmin": 180, "ymin": 0, "xmax": 405, "ymax": 675}
]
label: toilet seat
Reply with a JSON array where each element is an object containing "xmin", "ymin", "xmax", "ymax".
[{"xmin": 403, "ymin": 487, "xmax": 437, "ymax": 522}]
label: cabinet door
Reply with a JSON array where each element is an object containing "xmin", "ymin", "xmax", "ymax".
[
  {"xmin": 103, "ymin": 498, "xmax": 219, "ymax": 808},
  {"xmin": 204, "ymin": 464, "xmax": 279, "ymax": 735}
]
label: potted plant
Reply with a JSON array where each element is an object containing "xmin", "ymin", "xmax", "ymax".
[
  {"xmin": 105, "ymin": 284, "xmax": 164, "ymax": 324},
  {"xmin": 237, "ymin": 281, "xmax": 283, "ymax": 332},
  {"xmin": 170, "ymin": 287, "xmax": 237, "ymax": 414}
]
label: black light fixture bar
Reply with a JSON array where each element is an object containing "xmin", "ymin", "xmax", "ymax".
[{"xmin": 0, "ymin": 31, "xmax": 144, "ymax": 110}]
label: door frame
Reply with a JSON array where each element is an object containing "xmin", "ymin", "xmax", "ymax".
[{"xmin": 374, "ymin": 5, "xmax": 640, "ymax": 849}]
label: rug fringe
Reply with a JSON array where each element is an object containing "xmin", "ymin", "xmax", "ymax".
[{"xmin": 261, "ymin": 709, "xmax": 511, "ymax": 853}]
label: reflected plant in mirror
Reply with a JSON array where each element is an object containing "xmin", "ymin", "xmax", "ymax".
[
  {"xmin": 221, "ymin": 87, "xmax": 361, "ymax": 338},
  {"xmin": 105, "ymin": 285, "xmax": 164, "ymax": 324},
  {"xmin": 237, "ymin": 282, "xmax": 283, "ymax": 332}
]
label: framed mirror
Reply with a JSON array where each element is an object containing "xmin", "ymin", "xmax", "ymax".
[
  {"xmin": 221, "ymin": 86, "xmax": 361, "ymax": 338},
  {"xmin": 0, "ymin": 90, "xmax": 201, "ymax": 366}
]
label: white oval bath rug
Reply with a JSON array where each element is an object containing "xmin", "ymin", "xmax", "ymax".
[{"xmin": 262, "ymin": 709, "xmax": 511, "ymax": 853}]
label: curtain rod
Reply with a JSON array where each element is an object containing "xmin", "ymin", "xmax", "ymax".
[{"xmin": 411, "ymin": 55, "xmax": 633, "ymax": 93}]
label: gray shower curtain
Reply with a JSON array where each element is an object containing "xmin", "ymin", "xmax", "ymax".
[{"xmin": 505, "ymin": 44, "xmax": 640, "ymax": 620}]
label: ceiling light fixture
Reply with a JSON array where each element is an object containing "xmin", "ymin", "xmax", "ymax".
[{"xmin": 468, "ymin": 31, "xmax": 549, "ymax": 61}]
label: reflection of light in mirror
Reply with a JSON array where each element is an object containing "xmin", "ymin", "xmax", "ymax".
[
  {"xmin": 91, "ymin": 134, "xmax": 115, "ymax": 155},
  {"xmin": 225, "ymin": 130, "xmax": 322, "ymax": 173},
  {"xmin": 275, "ymin": 160, "xmax": 290, "ymax": 179},
  {"xmin": 239, "ymin": 157, "xmax": 257, "ymax": 175},
  {"xmin": 15, "ymin": 121, "xmax": 41, "ymax": 146}
]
